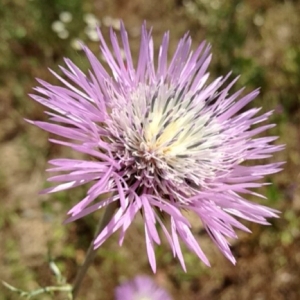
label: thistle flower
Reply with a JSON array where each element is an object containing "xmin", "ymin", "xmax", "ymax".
[
  {"xmin": 29, "ymin": 23, "xmax": 283, "ymax": 272},
  {"xmin": 115, "ymin": 275, "xmax": 172, "ymax": 300}
]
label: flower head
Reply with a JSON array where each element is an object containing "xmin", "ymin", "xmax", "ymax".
[
  {"xmin": 29, "ymin": 22, "xmax": 283, "ymax": 272},
  {"xmin": 115, "ymin": 275, "xmax": 172, "ymax": 300}
]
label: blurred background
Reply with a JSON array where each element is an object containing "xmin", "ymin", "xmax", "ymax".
[{"xmin": 0, "ymin": 0, "xmax": 299, "ymax": 299}]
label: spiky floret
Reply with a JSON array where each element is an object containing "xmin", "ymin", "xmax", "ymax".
[{"xmin": 29, "ymin": 23, "xmax": 283, "ymax": 272}]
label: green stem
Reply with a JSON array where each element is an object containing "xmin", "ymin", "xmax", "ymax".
[
  {"xmin": 72, "ymin": 201, "xmax": 117, "ymax": 299},
  {"xmin": 25, "ymin": 285, "xmax": 72, "ymax": 297},
  {"xmin": 2, "ymin": 281, "xmax": 72, "ymax": 299}
]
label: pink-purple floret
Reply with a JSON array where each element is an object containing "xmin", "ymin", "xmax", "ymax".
[
  {"xmin": 29, "ymin": 22, "xmax": 284, "ymax": 272},
  {"xmin": 115, "ymin": 275, "xmax": 172, "ymax": 300}
]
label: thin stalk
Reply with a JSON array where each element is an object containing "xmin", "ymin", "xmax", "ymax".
[{"xmin": 72, "ymin": 201, "xmax": 117, "ymax": 299}]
